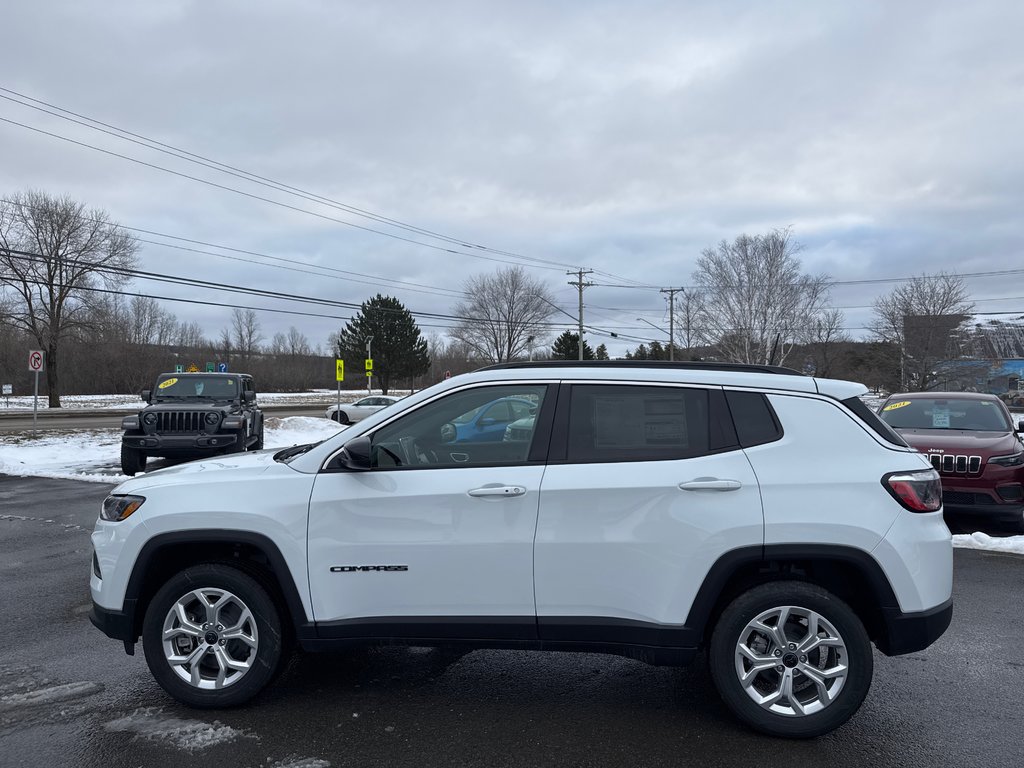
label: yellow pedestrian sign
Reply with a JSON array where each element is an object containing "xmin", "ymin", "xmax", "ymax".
[
  {"xmin": 336, "ymin": 359, "xmax": 345, "ymax": 382},
  {"xmin": 365, "ymin": 358, "xmax": 374, "ymax": 373}
]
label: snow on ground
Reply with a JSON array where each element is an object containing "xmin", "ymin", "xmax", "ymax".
[
  {"xmin": 952, "ymin": 532, "xmax": 1024, "ymax": 555},
  {"xmin": 0, "ymin": 416, "xmax": 343, "ymax": 484},
  {"xmin": 0, "ymin": 390, "xmax": 411, "ymax": 412}
]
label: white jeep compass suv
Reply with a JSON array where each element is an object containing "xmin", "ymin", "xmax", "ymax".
[{"xmin": 90, "ymin": 362, "xmax": 952, "ymax": 738}]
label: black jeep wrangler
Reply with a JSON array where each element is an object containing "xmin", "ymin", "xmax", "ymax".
[{"xmin": 120, "ymin": 372, "xmax": 265, "ymax": 476}]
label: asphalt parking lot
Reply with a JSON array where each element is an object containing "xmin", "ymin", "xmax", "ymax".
[{"xmin": 1, "ymin": 474, "xmax": 1022, "ymax": 768}]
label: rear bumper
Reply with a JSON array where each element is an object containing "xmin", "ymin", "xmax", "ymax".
[{"xmin": 876, "ymin": 598, "xmax": 953, "ymax": 656}]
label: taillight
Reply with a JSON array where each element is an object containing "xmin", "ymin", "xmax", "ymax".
[{"xmin": 882, "ymin": 469, "xmax": 942, "ymax": 513}]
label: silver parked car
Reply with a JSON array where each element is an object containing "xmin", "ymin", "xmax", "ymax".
[{"xmin": 325, "ymin": 395, "xmax": 401, "ymax": 424}]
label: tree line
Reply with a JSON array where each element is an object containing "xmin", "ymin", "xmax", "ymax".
[{"xmin": 1, "ymin": 189, "xmax": 986, "ymax": 404}]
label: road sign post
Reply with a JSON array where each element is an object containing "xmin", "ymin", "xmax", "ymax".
[
  {"xmin": 365, "ymin": 337, "xmax": 374, "ymax": 396},
  {"xmin": 335, "ymin": 359, "xmax": 345, "ymax": 422},
  {"xmin": 2, "ymin": 383, "xmax": 11, "ymax": 408},
  {"xmin": 28, "ymin": 350, "xmax": 44, "ymax": 433}
]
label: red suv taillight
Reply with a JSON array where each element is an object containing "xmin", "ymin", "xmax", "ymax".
[{"xmin": 882, "ymin": 469, "xmax": 942, "ymax": 512}]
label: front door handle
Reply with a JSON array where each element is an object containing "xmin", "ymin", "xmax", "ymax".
[
  {"xmin": 678, "ymin": 478, "xmax": 742, "ymax": 492},
  {"xmin": 468, "ymin": 485, "xmax": 527, "ymax": 498}
]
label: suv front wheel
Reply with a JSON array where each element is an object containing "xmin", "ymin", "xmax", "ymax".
[
  {"xmin": 120, "ymin": 445, "xmax": 146, "ymax": 476},
  {"xmin": 141, "ymin": 564, "xmax": 282, "ymax": 708},
  {"xmin": 709, "ymin": 581, "xmax": 872, "ymax": 738}
]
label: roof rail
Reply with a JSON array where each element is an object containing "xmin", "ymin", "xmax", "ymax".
[{"xmin": 478, "ymin": 360, "xmax": 805, "ymax": 376}]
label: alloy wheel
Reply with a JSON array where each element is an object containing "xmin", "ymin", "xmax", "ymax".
[
  {"xmin": 161, "ymin": 587, "xmax": 259, "ymax": 690},
  {"xmin": 734, "ymin": 605, "xmax": 848, "ymax": 717}
]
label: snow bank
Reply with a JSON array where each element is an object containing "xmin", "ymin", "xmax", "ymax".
[
  {"xmin": 952, "ymin": 532, "xmax": 1024, "ymax": 555},
  {"xmin": 0, "ymin": 389, "xmax": 411, "ymax": 412},
  {"xmin": 0, "ymin": 417, "xmax": 345, "ymax": 484}
]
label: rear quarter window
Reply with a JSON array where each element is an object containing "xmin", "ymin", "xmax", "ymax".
[
  {"xmin": 725, "ymin": 391, "xmax": 783, "ymax": 447},
  {"xmin": 843, "ymin": 397, "xmax": 909, "ymax": 447}
]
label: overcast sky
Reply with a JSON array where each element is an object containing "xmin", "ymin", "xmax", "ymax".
[{"xmin": 2, "ymin": 0, "xmax": 1022, "ymax": 359}]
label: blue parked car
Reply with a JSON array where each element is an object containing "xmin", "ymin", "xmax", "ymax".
[{"xmin": 440, "ymin": 396, "xmax": 538, "ymax": 444}]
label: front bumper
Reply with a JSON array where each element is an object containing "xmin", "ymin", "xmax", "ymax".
[
  {"xmin": 122, "ymin": 433, "xmax": 239, "ymax": 452},
  {"xmin": 942, "ymin": 499, "xmax": 1024, "ymax": 526},
  {"xmin": 89, "ymin": 600, "xmax": 138, "ymax": 654},
  {"xmin": 876, "ymin": 598, "xmax": 953, "ymax": 656}
]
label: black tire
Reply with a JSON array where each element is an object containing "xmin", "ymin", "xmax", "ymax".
[
  {"xmin": 142, "ymin": 564, "xmax": 282, "ymax": 708},
  {"xmin": 333, "ymin": 411, "xmax": 350, "ymax": 425},
  {"xmin": 708, "ymin": 581, "xmax": 872, "ymax": 738},
  {"xmin": 254, "ymin": 423, "xmax": 265, "ymax": 450},
  {"xmin": 120, "ymin": 444, "xmax": 147, "ymax": 476}
]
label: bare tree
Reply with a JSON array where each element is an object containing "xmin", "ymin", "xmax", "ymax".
[
  {"xmin": 0, "ymin": 191, "xmax": 138, "ymax": 406},
  {"xmin": 870, "ymin": 272, "xmax": 973, "ymax": 391},
  {"xmin": 691, "ymin": 229, "xmax": 830, "ymax": 366},
  {"xmin": 269, "ymin": 326, "xmax": 311, "ymax": 357},
  {"xmin": 672, "ymin": 289, "xmax": 706, "ymax": 357},
  {"xmin": 450, "ymin": 266, "xmax": 557, "ymax": 363},
  {"xmin": 177, "ymin": 321, "xmax": 208, "ymax": 350},
  {"xmin": 806, "ymin": 308, "xmax": 849, "ymax": 378},
  {"xmin": 228, "ymin": 308, "xmax": 263, "ymax": 361}
]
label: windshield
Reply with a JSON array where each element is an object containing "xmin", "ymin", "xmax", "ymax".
[
  {"xmin": 154, "ymin": 375, "xmax": 240, "ymax": 399},
  {"xmin": 879, "ymin": 397, "xmax": 1011, "ymax": 431}
]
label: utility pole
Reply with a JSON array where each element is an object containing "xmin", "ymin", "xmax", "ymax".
[
  {"xmin": 567, "ymin": 269, "xmax": 594, "ymax": 360},
  {"xmin": 660, "ymin": 288, "xmax": 684, "ymax": 361}
]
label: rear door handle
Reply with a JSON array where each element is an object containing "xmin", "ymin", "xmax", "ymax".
[
  {"xmin": 678, "ymin": 478, "xmax": 742, "ymax": 492},
  {"xmin": 468, "ymin": 485, "xmax": 527, "ymax": 498}
]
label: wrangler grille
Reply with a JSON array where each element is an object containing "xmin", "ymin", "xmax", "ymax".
[
  {"xmin": 928, "ymin": 454, "xmax": 982, "ymax": 475},
  {"xmin": 155, "ymin": 411, "xmax": 205, "ymax": 433}
]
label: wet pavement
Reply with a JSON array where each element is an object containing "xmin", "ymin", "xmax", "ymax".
[{"xmin": 1, "ymin": 474, "xmax": 1022, "ymax": 768}]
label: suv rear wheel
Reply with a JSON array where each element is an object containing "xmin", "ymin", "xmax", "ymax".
[
  {"xmin": 709, "ymin": 581, "xmax": 872, "ymax": 738},
  {"xmin": 141, "ymin": 564, "xmax": 282, "ymax": 708}
]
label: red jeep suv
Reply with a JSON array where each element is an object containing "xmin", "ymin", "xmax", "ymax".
[{"xmin": 878, "ymin": 392, "xmax": 1024, "ymax": 532}]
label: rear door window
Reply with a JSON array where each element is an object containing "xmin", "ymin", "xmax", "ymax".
[{"xmin": 565, "ymin": 385, "xmax": 712, "ymax": 463}]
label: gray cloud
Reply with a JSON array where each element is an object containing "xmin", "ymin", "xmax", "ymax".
[{"xmin": 1, "ymin": 0, "xmax": 1022, "ymax": 356}]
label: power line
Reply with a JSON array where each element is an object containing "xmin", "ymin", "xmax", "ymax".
[
  {"xmin": 0, "ymin": 248, "xmax": 588, "ymax": 332},
  {"xmin": 0, "ymin": 114, "xmax": 570, "ymax": 273},
  {"xmin": 0, "ymin": 196, "xmax": 466, "ymax": 299},
  {"xmin": 1, "ymin": 86, "xmax": 661, "ymax": 288},
  {"xmin": 0, "ymin": 90, "xmax": 585, "ymax": 272}
]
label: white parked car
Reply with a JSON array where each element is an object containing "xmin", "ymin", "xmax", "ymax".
[
  {"xmin": 324, "ymin": 394, "xmax": 401, "ymax": 424},
  {"xmin": 90, "ymin": 361, "xmax": 952, "ymax": 738}
]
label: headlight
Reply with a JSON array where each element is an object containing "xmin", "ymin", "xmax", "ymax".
[
  {"xmin": 205, "ymin": 412, "xmax": 220, "ymax": 425},
  {"xmin": 143, "ymin": 412, "xmax": 158, "ymax": 425},
  {"xmin": 100, "ymin": 495, "xmax": 146, "ymax": 522},
  {"xmin": 989, "ymin": 452, "xmax": 1024, "ymax": 467},
  {"xmin": 223, "ymin": 416, "xmax": 244, "ymax": 429},
  {"xmin": 121, "ymin": 415, "xmax": 140, "ymax": 429}
]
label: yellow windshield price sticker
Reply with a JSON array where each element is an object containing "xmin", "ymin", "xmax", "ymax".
[
  {"xmin": 883, "ymin": 400, "xmax": 911, "ymax": 411},
  {"xmin": 158, "ymin": 378, "xmax": 178, "ymax": 389}
]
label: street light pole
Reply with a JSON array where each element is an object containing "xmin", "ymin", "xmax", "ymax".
[{"xmin": 636, "ymin": 317, "xmax": 672, "ymax": 358}]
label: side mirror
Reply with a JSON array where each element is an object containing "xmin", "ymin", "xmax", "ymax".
[
  {"xmin": 243, "ymin": 390, "xmax": 256, "ymax": 404},
  {"xmin": 141, "ymin": 389, "xmax": 151, "ymax": 402},
  {"xmin": 334, "ymin": 435, "xmax": 372, "ymax": 471},
  {"xmin": 1017, "ymin": 420, "xmax": 1024, "ymax": 433}
]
